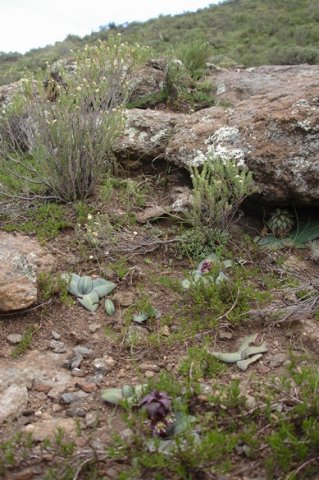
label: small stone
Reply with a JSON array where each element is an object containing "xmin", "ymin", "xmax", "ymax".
[
  {"xmin": 51, "ymin": 330, "xmax": 61, "ymax": 340},
  {"xmin": 33, "ymin": 392, "xmax": 47, "ymax": 401},
  {"xmin": 70, "ymin": 354, "xmax": 84, "ymax": 370},
  {"xmin": 200, "ymin": 383, "xmax": 212, "ymax": 395},
  {"xmin": 92, "ymin": 355, "xmax": 115, "ymax": 374},
  {"xmin": 245, "ymin": 394, "xmax": 257, "ymax": 410},
  {"xmin": 127, "ymin": 325, "xmax": 148, "ymax": 344},
  {"xmin": 71, "ymin": 369, "xmax": 86, "ymax": 378},
  {"xmin": 7, "ymin": 334, "xmax": 23, "ymax": 345},
  {"xmin": 139, "ymin": 362, "xmax": 160, "ymax": 373},
  {"xmin": 52, "ymin": 404, "xmax": 63, "ymax": 413},
  {"xmin": 75, "ymin": 437, "xmax": 87, "ymax": 448},
  {"xmin": 47, "ymin": 385, "xmax": 68, "ymax": 400},
  {"xmin": 113, "ymin": 291, "xmax": 134, "ymax": 307},
  {"xmin": 120, "ymin": 428, "xmax": 133, "ymax": 440},
  {"xmin": 80, "ymin": 383, "xmax": 97, "ymax": 393},
  {"xmin": 73, "ymin": 346, "xmax": 93, "ymax": 358},
  {"xmin": 144, "ymin": 371, "xmax": 155, "ymax": 378},
  {"xmin": 49, "ymin": 340, "xmax": 67, "ymax": 353},
  {"xmin": 85, "ymin": 411, "xmax": 99, "ymax": 428},
  {"xmin": 161, "ymin": 325, "xmax": 170, "ymax": 336},
  {"xmin": 18, "ymin": 415, "xmax": 33, "ymax": 426},
  {"xmin": 33, "ymin": 383, "xmax": 51, "ymax": 394},
  {"xmin": 23, "ymin": 418, "xmax": 77, "ymax": 442},
  {"xmin": 34, "ymin": 410, "xmax": 43, "ymax": 417},
  {"xmin": 269, "ymin": 353, "xmax": 288, "ymax": 368},
  {"xmin": 60, "ymin": 391, "xmax": 89, "ymax": 404},
  {"xmin": 66, "ymin": 406, "xmax": 86, "ymax": 417},
  {"xmin": 89, "ymin": 323, "xmax": 100, "ymax": 333},
  {"xmin": 218, "ymin": 330, "xmax": 233, "ymax": 340}
]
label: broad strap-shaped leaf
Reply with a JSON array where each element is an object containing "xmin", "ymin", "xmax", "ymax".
[
  {"xmin": 207, "ymin": 350, "xmax": 242, "ymax": 363},
  {"xmin": 77, "ymin": 290, "xmax": 100, "ymax": 312},
  {"xmin": 92, "ymin": 279, "xmax": 116, "ymax": 297},
  {"xmin": 78, "ymin": 275, "xmax": 93, "ymax": 295},
  {"xmin": 215, "ymin": 271, "xmax": 228, "ymax": 284},
  {"xmin": 133, "ymin": 312, "xmax": 150, "ymax": 323},
  {"xmin": 237, "ymin": 353, "xmax": 263, "ymax": 371}
]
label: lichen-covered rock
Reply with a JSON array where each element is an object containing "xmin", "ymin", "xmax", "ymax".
[
  {"xmin": 0, "ymin": 232, "xmax": 55, "ymax": 311},
  {"xmin": 128, "ymin": 65, "xmax": 165, "ymax": 104},
  {"xmin": 116, "ymin": 64, "xmax": 319, "ymax": 205},
  {"xmin": 114, "ymin": 108, "xmax": 183, "ymax": 161}
]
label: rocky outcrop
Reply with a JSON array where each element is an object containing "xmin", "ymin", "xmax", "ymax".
[
  {"xmin": 115, "ymin": 64, "xmax": 319, "ymax": 205},
  {"xmin": 0, "ymin": 232, "xmax": 55, "ymax": 311},
  {"xmin": 1, "ymin": 64, "xmax": 319, "ymax": 205}
]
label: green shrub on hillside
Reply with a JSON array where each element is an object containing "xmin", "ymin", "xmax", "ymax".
[{"xmin": 0, "ymin": 37, "xmax": 149, "ymax": 202}]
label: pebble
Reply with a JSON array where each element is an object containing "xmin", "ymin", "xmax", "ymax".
[
  {"xmin": 127, "ymin": 325, "xmax": 148, "ymax": 344},
  {"xmin": 144, "ymin": 371, "xmax": 155, "ymax": 378},
  {"xmin": 7, "ymin": 334, "xmax": 23, "ymax": 345},
  {"xmin": 245, "ymin": 394, "xmax": 257, "ymax": 410},
  {"xmin": 218, "ymin": 330, "xmax": 233, "ymax": 340},
  {"xmin": 33, "ymin": 392, "xmax": 47, "ymax": 401},
  {"xmin": 71, "ymin": 369, "xmax": 86, "ymax": 378},
  {"xmin": 139, "ymin": 362, "xmax": 160, "ymax": 373},
  {"xmin": 113, "ymin": 291, "xmax": 134, "ymax": 307},
  {"xmin": 73, "ymin": 346, "xmax": 93, "ymax": 358},
  {"xmin": 66, "ymin": 406, "xmax": 86, "ymax": 417},
  {"xmin": 80, "ymin": 383, "xmax": 97, "ymax": 393},
  {"xmin": 60, "ymin": 391, "xmax": 89, "ymax": 404},
  {"xmin": 70, "ymin": 354, "xmax": 84, "ymax": 370},
  {"xmin": 49, "ymin": 340, "xmax": 67, "ymax": 353},
  {"xmin": 200, "ymin": 383, "xmax": 212, "ymax": 395},
  {"xmin": 89, "ymin": 323, "xmax": 100, "ymax": 333},
  {"xmin": 85, "ymin": 411, "xmax": 99, "ymax": 428},
  {"xmin": 269, "ymin": 353, "xmax": 288, "ymax": 368},
  {"xmin": 33, "ymin": 383, "xmax": 51, "ymax": 394},
  {"xmin": 51, "ymin": 330, "xmax": 61, "ymax": 340},
  {"xmin": 92, "ymin": 355, "xmax": 115, "ymax": 374},
  {"xmin": 161, "ymin": 325, "xmax": 170, "ymax": 336}
]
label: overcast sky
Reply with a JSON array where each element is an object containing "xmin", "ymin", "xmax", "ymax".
[{"xmin": 0, "ymin": 0, "xmax": 223, "ymax": 54}]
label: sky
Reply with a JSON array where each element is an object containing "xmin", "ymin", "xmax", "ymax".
[{"xmin": 0, "ymin": 0, "xmax": 222, "ymax": 54}]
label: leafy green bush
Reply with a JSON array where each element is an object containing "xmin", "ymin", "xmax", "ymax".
[{"xmin": 0, "ymin": 37, "xmax": 149, "ymax": 202}]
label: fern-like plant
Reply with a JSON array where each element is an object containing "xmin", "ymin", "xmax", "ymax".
[{"xmin": 188, "ymin": 156, "xmax": 255, "ymax": 243}]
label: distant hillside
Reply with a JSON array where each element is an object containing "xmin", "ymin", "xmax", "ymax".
[{"xmin": 1, "ymin": 0, "xmax": 318, "ymax": 85}]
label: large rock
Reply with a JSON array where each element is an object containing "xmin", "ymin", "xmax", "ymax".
[
  {"xmin": 0, "ymin": 232, "xmax": 55, "ymax": 311},
  {"xmin": 117, "ymin": 64, "xmax": 319, "ymax": 205}
]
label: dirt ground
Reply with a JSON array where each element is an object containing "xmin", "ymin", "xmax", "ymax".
[{"xmin": 1, "ymin": 165, "xmax": 319, "ymax": 480}]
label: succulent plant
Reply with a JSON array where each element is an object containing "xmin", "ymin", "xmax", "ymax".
[
  {"xmin": 101, "ymin": 384, "xmax": 146, "ymax": 405},
  {"xmin": 268, "ymin": 208, "xmax": 294, "ymax": 238},
  {"xmin": 139, "ymin": 390, "xmax": 172, "ymax": 421},
  {"xmin": 63, "ymin": 273, "xmax": 116, "ymax": 312},
  {"xmin": 181, "ymin": 254, "xmax": 233, "ymax": 290},
  {"xmin": 105, "ymin": 299, "xmax": 115, "ymax": 316}
]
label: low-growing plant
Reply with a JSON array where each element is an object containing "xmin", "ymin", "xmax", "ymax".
[
  {"xmin": 11, "ymin": 325, "xmax": 36, "ymax": 358},
  {"xmin": 37, "ymin": 272, "xmax": 71, "ymax": 304},
  {"xmin": 2, "ymin": 202, "xmax": 70, "ymax": 240}
]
